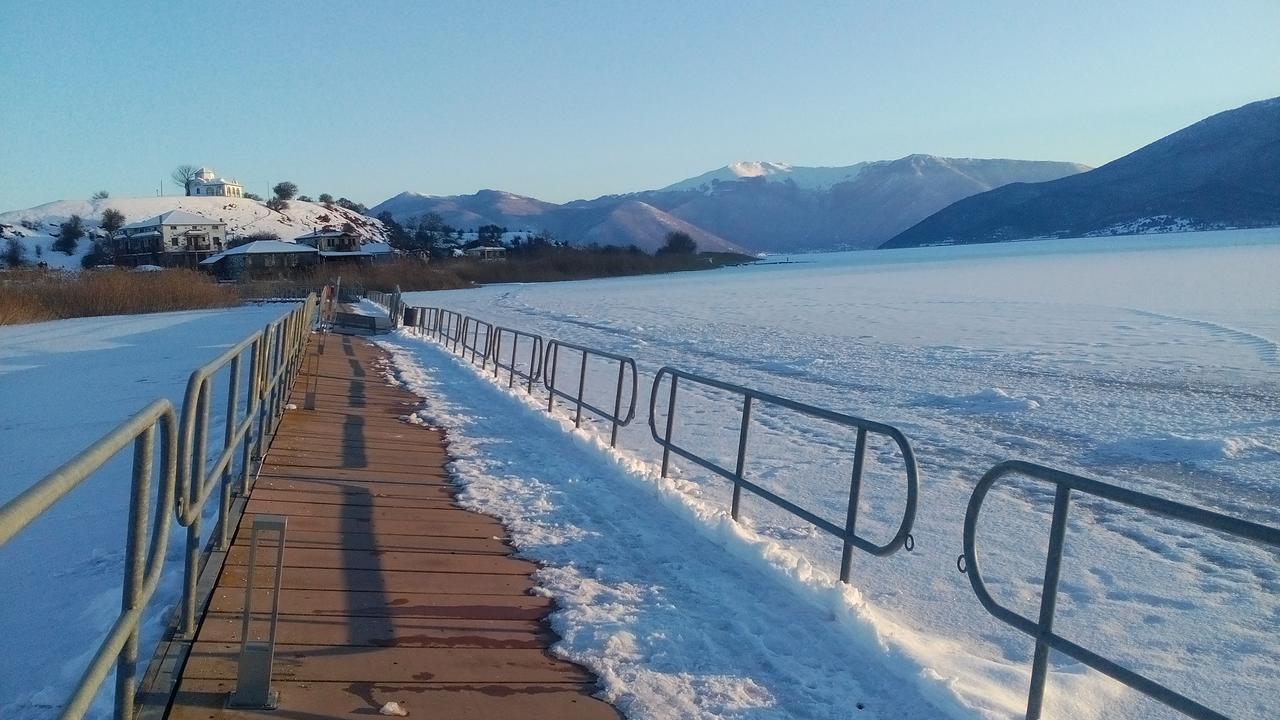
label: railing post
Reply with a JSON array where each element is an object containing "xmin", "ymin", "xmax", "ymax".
[
  {"xmin": 839, "ymin": 428, "xmax": 868, "ymax": 583},
  {"xmin": 181, "ymin": 381, "xmax": 210, "ymax": 638},
  {"xmin": 731, "ymin": 396, "xmax": 753, "ymax": 520},
  {"xmin": 228, "ymin": 515, "xmax": 287, "ymax": 709},
  {"xmin": 574, "ymin": 349, "xmax": 588, "ymax": 428},
  {"xmin": 114, "ymin": 424, "xmax": 155, "ymax": 720},
  {"xmin": 491, "ymin": 330, "xmax": 502, "ymax": 378},
  {"xmin": 610, "ymin": 361, "xmax": 626, "ymax": 447},
  {"xmin": 528, "ymin": 338, "xmax": 539, "ymax": 394},
  {"xmin": 660, "ymin": 375, "xmax": 678, "ymax": 477},
  {"xmin": 509, "ymin": 334, "xmax": 519, "ymax": 388},
  {"xmin": 219, "ymin": 354, "xmax": 241, "ymax": 551},
  {"xmin": 1026, "ymin": 485, "xmax": 1073, "ymax": 719},
  {"xmin": 547, "ymin": 345, "xmax": 559, "ymax": 413}
]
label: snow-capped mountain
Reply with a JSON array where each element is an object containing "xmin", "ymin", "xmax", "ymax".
[
  {"xmin": 660, "ymin": 161, "xmax": 873, "ymax": 192},
  {"xmin": 374, "ymin": 155, "xmax": 1089, "ymax": 252}
]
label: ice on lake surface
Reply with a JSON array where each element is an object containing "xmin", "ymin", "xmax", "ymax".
[
  {"xmin": 397, "ymin": 228, "xmax": 1279, "ymax": 719},
  {"xmin": 0, "ymin": 229, "xmax": 1275, "ymax": 719}
]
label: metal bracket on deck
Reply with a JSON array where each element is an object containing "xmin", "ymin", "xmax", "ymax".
[{"xmin": 227, "ymin": 514, "xmax": 287, "ymax": 710}]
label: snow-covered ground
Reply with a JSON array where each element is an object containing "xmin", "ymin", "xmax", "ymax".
[
  {"xmin": 0, "ymin": 304, "xmax": 296, "ymax": 717},
  {"xmin": 0, "ymin": 195, "xmax": 387, "ymax": 269},
  {"xmin": 391, "ymin": 228, "xmax": 1280, "ymax": 719}
]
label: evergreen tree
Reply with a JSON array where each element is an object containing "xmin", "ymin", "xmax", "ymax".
[
  {"xmin": 4, "ymin": 238, "xmax": 25, "ymax": 267},
  {"xmin": 54, "ymin": 215, "xmax": 85, "ymax": 254}
]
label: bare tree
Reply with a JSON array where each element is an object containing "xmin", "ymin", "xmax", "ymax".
[{"xmin": 171, "ymin": 165, "xmax": 199, "ymax": 196}]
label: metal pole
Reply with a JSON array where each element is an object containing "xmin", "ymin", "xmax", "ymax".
[
  {"xmin": 181, "ymin": 382, "xmax": 210, "ymax": 638},
  {"xmin": 1026, "ymin": 485, "xmax": 1073, "ymax": 719},
  {"xmin": 610, "ymin": 361, "xmax": 625, "ymax": 447},
  {"xmin": 731, "ymin": 396, "xmax": 753, "ymax": 520},
  {"xmin": 660, "ymin": 376, "xmax": 678, "ymax": 477},
  {"xmin": 240, "ymin": 337, "xmax": 260, "ymax": 495},
  {"xmin": 114, "ymin": 424, "xmax": 154, "ymax": 720},
  {"xmin": 219, "ymin": 355, "xmax": 241, "ymax": 551},
  {"xmin": 839, "ymin": 428, "xmax": 867, "ymax": 583},
  {"xmin": 574, "ymin": 349, "xmax": 588, "ymax": 428},
  {"xmin": 547, "ymin": 345, "xmax": 558, "ymax": 413},
  {"xmin": 528, "ymin": 338, "xmax": 538, "ymax": 394}
]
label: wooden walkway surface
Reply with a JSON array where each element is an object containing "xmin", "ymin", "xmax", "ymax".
[{"xmin": 167, "ymin": 333, "xmax": 619, "ymax": 719}]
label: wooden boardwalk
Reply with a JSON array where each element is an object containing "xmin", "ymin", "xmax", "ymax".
[{"xmin": 167, "ymin": 333, "xmax": 619, "ymax": 719}]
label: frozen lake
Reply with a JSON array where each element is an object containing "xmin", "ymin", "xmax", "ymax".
[{"xmin": 400, "ymin": 229, "xmax": 1280, "ymax": 719}]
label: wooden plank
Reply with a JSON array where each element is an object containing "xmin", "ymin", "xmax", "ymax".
[
  {"xmin": 183, "ymin": 643, "xmax": 593, "ymax": 683},
  {"xmin": 169, "ymin": 680, "xmax": 618, "ymax": 720},
  {"xmin": 231, "ymin": 529, "xmax": 508, "ymax": 554},
  {"xmin": 166, "ymin": 334, "xmax": 617, "ymax": 719}
]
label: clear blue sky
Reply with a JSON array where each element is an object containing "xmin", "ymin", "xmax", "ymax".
[{"xmin": 1, "ymin": 1, "xmax": 1276, "ymax": 212}]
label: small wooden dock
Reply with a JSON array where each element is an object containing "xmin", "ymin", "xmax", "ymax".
[{"xmin": 167, "ymin": 333, "xmax": 619, "ymax": 719}]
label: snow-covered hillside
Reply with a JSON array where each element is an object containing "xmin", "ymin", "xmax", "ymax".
[{"xmin": 0, "ymin": 196, "xmax": 386, "ymax": 268}]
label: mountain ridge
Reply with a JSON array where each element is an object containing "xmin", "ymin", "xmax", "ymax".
[
  {"xmin": 883, "ymin": 97, "xmax": 1280, "ymax": 248},
  {"xmin": 373, "ymin": 154, "xmax": 1090, "ymax": 252}
]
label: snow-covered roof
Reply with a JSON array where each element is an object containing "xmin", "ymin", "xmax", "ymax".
[
  {"xmin": 120, "ymin": 209, "xmax": 223, "ymax": 231},
  {"xmin": 200, "ymin": 240, "xmax": 318, "ymax": 265},
  {"xmin": 319, "ymin": 250, "xmax": 372, "ymax": 258},
  {"xmin": 295, "ymin": 228, "xmax": 353, "ymax": 240},
  {"xmin": 362, "ymin": 242, "xmax": 393, "ymax": 254},
  {"xmin": 465, "ymin": 245, "xmax": 507, "ymax": 252}
]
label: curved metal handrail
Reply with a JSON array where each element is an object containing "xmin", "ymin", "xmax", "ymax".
[
  {"xmin": 542, "ymin": 338, "xmax": 638, "ymax": 446},
  {"xmin": 460, "ymin": 316, "xmax": 495, "ymax": 367},
  {"xmin": 0, "ymin": 399, "xmax": 177, "ymax": 720},
  {"xmin": 490, "ymin": 325, "xmax": 545, "ymax": 393},
  {"xmin": 436, "ymin": 309, "xmax": 466, "ymax": 352},
  {"xmin": 173, "ymin": 296, "xmax": 317, "ymax": 637},
  {"xmin": 648, "ymin": 366, "xmax": 918, "ymax": 580},
  {"xmin": 961, "ymin": 460, "xmax": 1280, "ymax": 720}
]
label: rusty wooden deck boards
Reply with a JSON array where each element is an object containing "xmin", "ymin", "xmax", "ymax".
[{"xmin": 167, "ymin": 333, "xmax": 619, "ymax": 719}]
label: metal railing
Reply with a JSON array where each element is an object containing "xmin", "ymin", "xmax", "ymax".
[
  {"xmin": 365, "ymin": 286, "xmax": 404, "ymax": 328},
  {"xmin": 0, "ymin": 401, "xmax": 176, "ymax": 720},
  {"xmin": 959, "ymin": 460, "xmax": 1280, "ymax": 720},
  {"xmin": 409, "ymin": 306, "xmax": 442, "ymax": 338},
  {"xmin": 437, "ymin": 309, "xmax": 466, "ymax": 352},
  {"xmin": 542, "ymin": 338, "xmax": 638, "ymax": 447},
  {"xmin": 175, "ymin": 295, "xmax": 317, "ymax": 638},
  {"xmin": 0, "ymin": 295, "xmax": 317, "ymax": 719},
  {"xmin": 489, "ymin": 325, "xmax": 544, "ymax": 394},
  {"xmin": 649, "ymin": 367, "xmax": 918, "ymax": 583},
  {"xmin": 460, "ymin": 316, "xmax": 495, "ymax": 368}
]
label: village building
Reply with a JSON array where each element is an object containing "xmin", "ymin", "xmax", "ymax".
[
  {"xmin": 295, "ymin": 227, "xmax": 394, "ymax": 265},
  {"xmin": 111, "ymin": 210, "xmax": 227, "ymax": 267},
  {"xmin": 198, "ymin": 240, "xmax": 319, "ymax": 281},
  {"xmin": 296, "ymin": 227, "xmax": 361, "ymax": 253},
  {"xmin": 187, "ymin": 167, "xmax": 244, "ymax": 197},
  {"xmin": 464, "ymin": 245, "xmax": 507, "ymax": 260}
]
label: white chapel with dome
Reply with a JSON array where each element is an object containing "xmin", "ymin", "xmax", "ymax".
[{"xmin": 187, "ymin": 167, "xmax": 244, "ymax": 198}]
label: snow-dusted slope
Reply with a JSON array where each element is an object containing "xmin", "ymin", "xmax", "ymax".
[
  {"xmin": 661, "ymin": 161, "xmax": 873, "ymax": 192},
  {"xmin": 0, "ymin": 196, "xmax": 386, "ymax": 267}
]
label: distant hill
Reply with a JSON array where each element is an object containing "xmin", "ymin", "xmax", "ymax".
[
  {"xmin": 371, "ymin": 190, "xmax": 743, "ymax": 254},
  {"xmin": 0, "ymin": 196, "xmax": 387, "ymax": 269},
  {"xmin": 883, "ymin": 97, "xmax": 1280, "ymax": 248},
  {"xmin": 373, "ymin": 155, "xmax": 1088, "ymax": 253}
]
